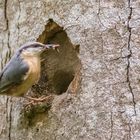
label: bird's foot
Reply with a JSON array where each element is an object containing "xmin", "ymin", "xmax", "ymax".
[{"xmin": 24, "ymin": 95, "xmax": 53, "ymax": 108}]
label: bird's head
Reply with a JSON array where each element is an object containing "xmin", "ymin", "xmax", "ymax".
[{"xmin": 18, "ymin": 42, "xmax": 59, "ymax": 57}]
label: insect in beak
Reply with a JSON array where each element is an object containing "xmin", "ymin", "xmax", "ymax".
[{"xmin": 45, "ymin": 44, "xmax": 60, "ymax": 52}]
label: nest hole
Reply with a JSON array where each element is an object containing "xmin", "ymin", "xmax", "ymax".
[
  {"xmin": 20, "ymin": 19, "xmax": 81, "ymax": 128},
  {"xmin": 32, "ymin": 19, "xmax": 81, "ymax": 96}
]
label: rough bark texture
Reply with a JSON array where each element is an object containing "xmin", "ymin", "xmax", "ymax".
[{"xmin": 0, "ymin": 0, "xmax": 140, "ymax": 140}]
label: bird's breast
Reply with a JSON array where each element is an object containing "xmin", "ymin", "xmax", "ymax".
[{"xmin": 24, "ymin": 56, "xmax": 41, "ymax": 84}]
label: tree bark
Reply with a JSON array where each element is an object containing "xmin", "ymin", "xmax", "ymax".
[{"xmin": 0, "ymin": 0, "xmax": 140, "ymax": 140}]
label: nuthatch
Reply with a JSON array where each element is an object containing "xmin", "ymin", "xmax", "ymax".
[{"xmin": 0, "ymin": 42, "xmax": 59, "ymax": 100}]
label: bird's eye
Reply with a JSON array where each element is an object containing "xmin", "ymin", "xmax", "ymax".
[
  {"xmin": 34, "ymin": 45, "xmax": 43, "ymax": 49},
  {"xmin": 34, "ymin": 45, "xmax": 38, "ymax": 48}
]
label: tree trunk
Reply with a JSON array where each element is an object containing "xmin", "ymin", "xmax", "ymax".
[{"xmin": 0, "ymin": 0, "xmax": 140, "ymax": 140}]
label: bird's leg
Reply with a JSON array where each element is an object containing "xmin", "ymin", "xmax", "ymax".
[
  {"xmin": 24, "ymin": 100, "xmax": 34, "ymax": 107},
  {"xmin": 23, "ymin": 95, "xmax": 53, "ymax": 108},
  {"xmin": 24, "ymin": 95, "xmax": 53, "ymax": 102}
]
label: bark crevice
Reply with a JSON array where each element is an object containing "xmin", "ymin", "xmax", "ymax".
[
  {"xmin": 4, "ymin": 0, "xmax": 11, "ymax": 63},
  {"xmin": 6, "ymin": 98, "xmax": 12, "ymax": 140},
  {"xmin": 126, "ymin": 3, "xmax": 136, "ymax": 115},
  {"xmin": 109, "ymin": 111, "xmax": 113, "ymax": 140}
]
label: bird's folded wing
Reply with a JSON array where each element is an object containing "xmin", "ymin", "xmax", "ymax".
[{"xmin": 0, "ymin": 57, "xmax": 29, "ymax": 93}]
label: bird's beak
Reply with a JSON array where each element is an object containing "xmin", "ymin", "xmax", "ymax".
[{"xmin": 45, "ymin": 44, "xmax": 60, "ymax": 52}]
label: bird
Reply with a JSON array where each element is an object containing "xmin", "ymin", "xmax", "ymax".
[{"xmin": 0, "ymin": 42, "xmax": 59, "ymax": 102}]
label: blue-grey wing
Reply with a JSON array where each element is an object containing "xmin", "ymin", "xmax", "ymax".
[{"xmin": 0, "ymin": 55, "xmax": 29, "ymax": 93}]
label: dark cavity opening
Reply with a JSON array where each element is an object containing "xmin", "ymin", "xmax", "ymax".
[{"xmin": 32, "ymin": 19, "xmax": 81, "ymax": 95}]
